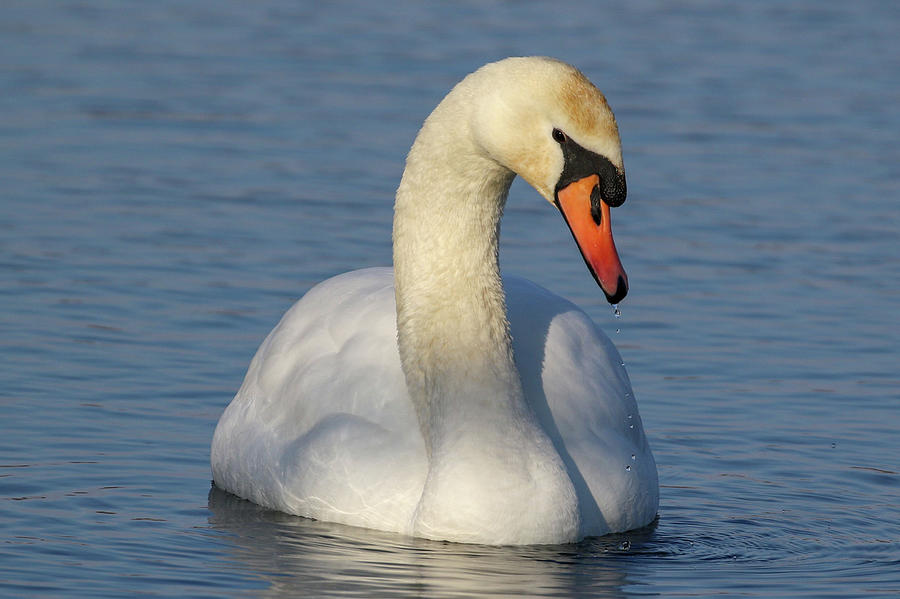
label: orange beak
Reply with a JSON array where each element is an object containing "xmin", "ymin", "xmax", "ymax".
[{"xmin": 555, "ymin": 174, "xmax": 628, "ymax": 304}]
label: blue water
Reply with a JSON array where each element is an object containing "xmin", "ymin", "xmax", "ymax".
[{"xmin": 2, "ymin": 1, "xmax": 898, "ymax": 597}]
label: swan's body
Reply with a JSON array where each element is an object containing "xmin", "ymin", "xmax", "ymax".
[{"xmin": 212, "ymin": 57, "xmax": 658, "ymax": 545}]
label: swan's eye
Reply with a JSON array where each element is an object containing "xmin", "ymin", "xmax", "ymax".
[{"xmin": 552, "ymin": 128, "xmax": 567, "ymax": 143}]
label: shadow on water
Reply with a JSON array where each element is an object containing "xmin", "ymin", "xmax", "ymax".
[{"xmin": 207, "ymin": 485, "xmax": 658, "ymax": 598}]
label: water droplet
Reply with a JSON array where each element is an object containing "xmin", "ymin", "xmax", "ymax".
[
  {"xmin": 631, "ymin": 454, "xmax": 636, "ymax": 461},
  {"xmin": 615, "ymin": 327, "xmax": 620, "ymax": 334},
  {"xmin": 629, "ymin": 424, "xmax": 634, "ymax": 430},
  {"xmin": 620, "ymin": 360, "xmax": 626, "ymax": 367},
  {"xmin": 626, "ymin": 414, "xmax": 633, "ymax": 420},
  {"xmin": 625, "ymin": 392, "xmax": 631, "ymax": 398},
  {"xmin": 624, "ymin": 465, "xmax": 631, "ymax": 472},
  {"xmin": 613, "ymin": 304, "xmax": 621, "ymax": 319},
  {"xmin": 618, "ymin": 540, "xmax": 631, "ymax": 551}
]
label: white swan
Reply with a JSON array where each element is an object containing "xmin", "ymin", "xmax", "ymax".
[{"xmin": 211, "ymin": 57, "xmax": 658, "ymax": 545}]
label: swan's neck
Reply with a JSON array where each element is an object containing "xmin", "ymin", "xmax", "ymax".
[
  {"xmin": 393, "ymin": 130, "xmax": 521, "ymax": 450},
  {"xmin": 390, "ymin": 90, "xmax": 579, "ymax": 544}
]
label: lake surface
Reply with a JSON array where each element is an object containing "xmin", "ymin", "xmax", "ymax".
[{"xmin": 2, "ymin": 1, "xmax": 898, "ymax": 597}]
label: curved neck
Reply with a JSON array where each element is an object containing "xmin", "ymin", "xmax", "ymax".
[{"xmin": 392, "ymin": 116, "xmax": 521, "ymax": 452}]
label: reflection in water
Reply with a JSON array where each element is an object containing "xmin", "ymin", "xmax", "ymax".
[{"xmin": 208, "ymin": 486, "xmax": 655, "ymax": 598}]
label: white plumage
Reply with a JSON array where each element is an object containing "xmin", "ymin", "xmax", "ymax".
[{"xmin": 212, "ymin": 57, "xmax": 658, "ymax": 545}]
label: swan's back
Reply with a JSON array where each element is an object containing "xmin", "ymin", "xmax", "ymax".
[
  {"xmin": 212, "ymin": 268, "xmax": 657, "ymax": 538},
  {"xmin": 211, "ymin": 268, "xmax": 427, "ymax": 534},
  {"xmin": 505, "ymin": 277, "xmax": 657, "ymax": 533}
]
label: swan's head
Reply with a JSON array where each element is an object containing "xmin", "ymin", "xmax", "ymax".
[{"xmin": 469, "ymin": 57, "xmax": 629, "ymax": 304}]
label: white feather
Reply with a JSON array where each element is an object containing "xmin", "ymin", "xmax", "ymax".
[{"xmin": 211, "ymin": 57, "xmax": 658, "ymax": 545}]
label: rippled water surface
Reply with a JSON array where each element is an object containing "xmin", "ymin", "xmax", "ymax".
[{"xmin": 2, "ymin": 1, "xmax": 898, "ymax": 597}]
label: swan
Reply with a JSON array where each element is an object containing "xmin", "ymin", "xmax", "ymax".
[{"xmin": 211, "ymin": 57, "xmax": 658, "ymax": 545}]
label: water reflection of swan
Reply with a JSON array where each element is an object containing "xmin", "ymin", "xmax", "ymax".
[
  {"xmin": 208, "ymin": 486, "xmax": 645, "ymax": 598},
  {"xmin": 211, "ymin": 57, "xmax": 658, "ymax": 545}
]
